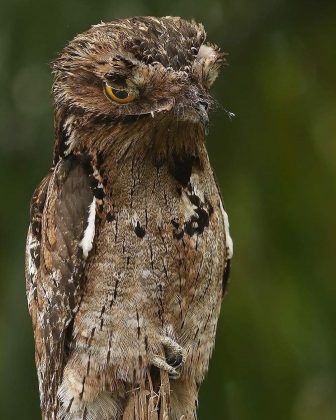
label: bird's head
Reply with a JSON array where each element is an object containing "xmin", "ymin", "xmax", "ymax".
[{"xmin": 52, "ymin": 16, "xmax": 225, "ymax": 163}]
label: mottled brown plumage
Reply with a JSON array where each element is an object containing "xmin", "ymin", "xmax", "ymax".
[{"xmin": 25, "ymin": 16, "xmax": 233, "ymax": 420}]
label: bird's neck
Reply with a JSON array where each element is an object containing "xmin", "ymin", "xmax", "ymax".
[{"xmin": 53, "ymin": 107, "xmax": 206, "ymax": 169}]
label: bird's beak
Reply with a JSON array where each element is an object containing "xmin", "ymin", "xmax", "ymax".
[
  {"xmin": 147, "ymin": 89, "xmax": 210, "ymax": 134},
  {"xmin": 175, "ymin": 96, "xmax": 210, "ymax": 133}
]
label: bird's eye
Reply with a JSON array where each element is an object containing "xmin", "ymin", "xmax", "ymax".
[{"xmin": 104, "ymin": 83, "xmax": 135, "ymax": 104}]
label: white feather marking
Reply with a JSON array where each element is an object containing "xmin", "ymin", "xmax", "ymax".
[
  {"xmin": 80, "ymin": 198, "xmax": 96, "ymax": 259},
  {"xmin": 181, "ymin": 192, "xmax": 196, "ymax": 219},
  {"xmin": 129, "ymin": 211, "xmax": 140, "ymax": 228},
  {"xmin": 219, "ymin": 200, "xmax": 233, "ymax": 259},
  {"xmin": 27, "ymin": 227, "xmax": 39, "ymax": 278},
  {"xmin": 197, "ymin": 44, "xmax": 216, "ymax": 60},
  {"xmin": 26, "ymin": 227, "xmax": 39, "ymax": 310},
  {"xmin": 63, "ymin": 115, "xmax": 77, "ymax": 156},
  {"xmin": 190, "ymin": 173, "xmax": 205, "ymax": 202}
]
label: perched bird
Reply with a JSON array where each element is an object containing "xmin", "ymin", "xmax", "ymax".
[{"xmin": 25, "ymin": 16, "xmax": 233, "ymax": 420}]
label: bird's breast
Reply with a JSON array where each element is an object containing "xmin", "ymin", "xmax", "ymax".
[{"xmin": 73, "ymin": 151, "xmax": 227, "ymax": 379}]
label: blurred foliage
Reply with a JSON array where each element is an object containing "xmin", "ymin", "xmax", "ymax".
[{"xmin": 0, "ymin": 0, "xmax": 336, "ymax": 419}]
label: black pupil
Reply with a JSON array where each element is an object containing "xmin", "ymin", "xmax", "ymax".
[{"xmin": 112, "ymin": 88, "xmax": 129, "ymax": 99}]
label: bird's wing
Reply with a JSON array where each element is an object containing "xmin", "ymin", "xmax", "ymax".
[
  {"xmin": 25, "ymin": 155, "xmax": 94, "ymax": 416},
  {"xmin": 219, "ymin": 196, "xmax": 233, "ymax": 297},
  {"xmin": 212, "ymin": 177, "xmax": 233, "ymax": 297}
]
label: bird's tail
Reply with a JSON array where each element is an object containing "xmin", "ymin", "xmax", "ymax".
[{"xmin": 122, "ymin": 369, "xmax": 170, "ymax": 420}]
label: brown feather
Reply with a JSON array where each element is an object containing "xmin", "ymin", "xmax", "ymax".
[{"xmin": 25, "ymin": 16, "xmax": 233, "ymax": 420}]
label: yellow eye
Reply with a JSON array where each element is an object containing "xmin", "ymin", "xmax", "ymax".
[{"xmin": 104, "ymin": 83, "xmax": 135, "ymax": 104}]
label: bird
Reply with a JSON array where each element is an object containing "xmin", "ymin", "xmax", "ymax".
[{"xmin": 25, "ymin": 16, "xmax": 233, "ymax": 420}]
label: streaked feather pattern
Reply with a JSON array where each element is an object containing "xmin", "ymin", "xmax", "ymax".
[{"xmin": 25, "ymin": 16, "xmax": 232, "ymax": 420}]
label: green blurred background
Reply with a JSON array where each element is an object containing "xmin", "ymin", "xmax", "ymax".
[{"xmin": 1, "ymin": 0, "xmax": 336, "ymax": 419}]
